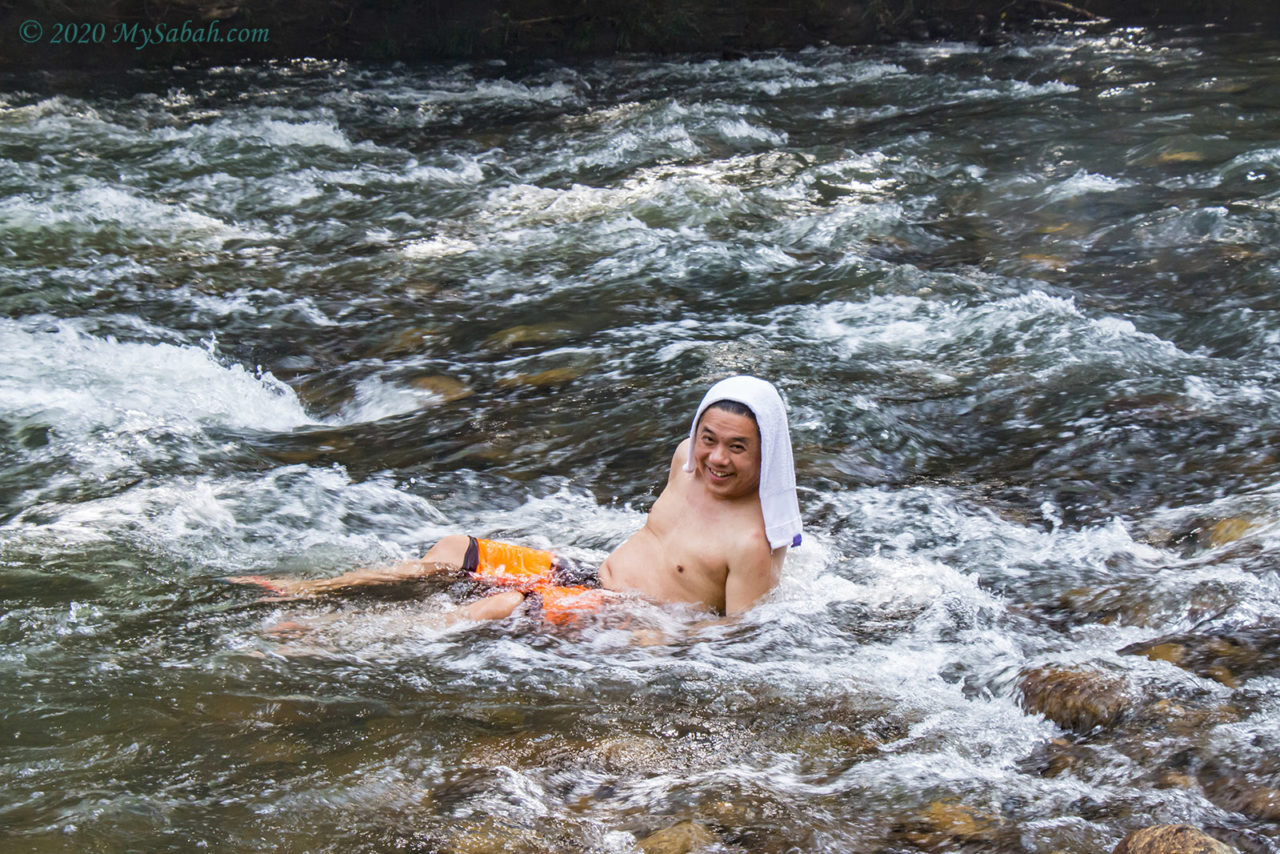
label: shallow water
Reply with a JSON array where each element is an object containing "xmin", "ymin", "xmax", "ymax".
[{"xmin": 4, "ymin": 24, "xmax": 1280, "ymax": 852}]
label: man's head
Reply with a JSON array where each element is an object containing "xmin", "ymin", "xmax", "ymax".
[
  {"xmin": 684, "ymin": 375, "xmax": 802, "ymax": 549},
  {"xmin": 693, "ymin": 399, "xmax": 761, "ymax": 500}
]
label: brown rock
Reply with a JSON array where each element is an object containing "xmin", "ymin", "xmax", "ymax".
[
  {"xmin": 375, "ymin": 326, "xmax": 439, "ymax": 358},
  {"xmin": 496, "ymin": 367, "xmax": 583, "ymax": 388},
  {"xmin": 1154, "ymin": 771, "xmax": 1196, "ymax": 790},
  {"xmin": 1119, "ymin": 621, "xmax": 1280, "ymax": 686},
  {"xmin": 1113, "ymin": 824, "xmax": 1237, "ymax": 854},
  {"xmin": 892, "ymin": 800, "xmax": 1001, "ymax": 852},
  {"xmin": 782, "ymin": 727, "xmax": 882, "ymax": 765},
  {"xmin": 1056, "ymin": 584, "xmax": 1156, "ymax": 627},
  {"xmin": 1208, "ymin": 517, "xmax": 1252, "ymax": 547},
  {"xmin": 445, "ymin": 817, "xmax": 544, "ymax": 853},
  {"xmin": 1036, "ymin": 737, "xmax": 1088, "ymax": 778},
  {"xmin": 1242, "ymin": 787, "xmax": 1280, "ymax": 821},
  {"xmin": 1136, "ymin": 643, "xmax": 1187, "ymax": 666},
  {"xmin": 1137, "ymin": 699, "xmax": 1239, "ymax": 737},
  {"xmin": 409, "ymin": 375, "xmax": 473, "ymax": 402},
  {"xmin": 1156, "ymin": 151, "xmax": 1211, "ymax": 164},
  {"xmin": 1018, "ymin": 666, "xmax": 1132, "ymax": 733},
  {"xmin": 638, "ymin": 821, "xmax": 718, "ymax": 854},
  {"xmin": 594, "ymin": 735, "xmax": 668, "ymax": 774},
  {"xmin": 484, "ymin": 323, "xmax": 571, "ymax": 352}
]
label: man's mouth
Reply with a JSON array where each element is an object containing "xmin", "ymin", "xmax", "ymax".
[{"xmin": 708, "ymin": 467, "xmax": 733, "ymax": 480}]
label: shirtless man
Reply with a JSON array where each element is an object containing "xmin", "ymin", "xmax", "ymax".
[{"xmin": 230, "ymin": 376, "xmax": 802, "ymax": 621}]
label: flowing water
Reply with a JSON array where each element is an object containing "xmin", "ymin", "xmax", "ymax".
[{"xmin": 4, "ymin": 23, "xmax": 1280, "ymax": 853}]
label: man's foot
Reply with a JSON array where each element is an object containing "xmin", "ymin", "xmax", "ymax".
[
  {"xmin": 455, "ymin": 590, "xmax": 526, "ymax": 622},
  {"xmin": 265, "ymin": 619, "xmax": 310, "ymax": 638}
]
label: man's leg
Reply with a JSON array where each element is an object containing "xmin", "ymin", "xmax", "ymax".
[
  {"xmin": 445, "ymin": 590, "xmax": 526, "ymax": 623},
  {"xmin": 226, "ymin": 534, "xmax": 473, "ymax": 597}
]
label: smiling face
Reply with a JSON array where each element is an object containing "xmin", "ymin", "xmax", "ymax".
[{"xmin": 693, "ymin": 404, "xmax": 761, "ymax": 501}]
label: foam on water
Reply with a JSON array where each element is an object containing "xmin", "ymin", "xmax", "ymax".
[
  {"xmin": 0, "ymin": 318, "xmax": 318, "ymax": 517},
  {"xmin": 1043, "ymin": 169, "xmax": 1138, "ymax": 202},
  {"xmin": 0, "ymin": 319, "xmax": 310, "ymax": 437},
  {"xmin": 803, "ymin": 290, "xmax": 1193, "ymax": 379},
  {"xmin": 332, "ymin": 376, "xmax": 456, "ymax": 424},
  {"xmin": 425, "ymin": 77, "xmax": 582, "ymax": 107},
  {"xmin": 633, "ymin": 52, "xmax": 907, "ymax": 98},
  {"xmin": 151, "ymin": 109, "xmax": 365, "ymax": 152},
  {"xmin": 0, "ymin": 183, "xmax": 259, "ymax": 245},
  {"xmin": 3, "ymin": 463, "xmax": 454, "ymax": 593}
]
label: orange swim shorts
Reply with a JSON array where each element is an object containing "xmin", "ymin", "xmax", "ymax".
[{"xmin": 462, "ymin": 537, "xmax": 606, "ymax": 624}]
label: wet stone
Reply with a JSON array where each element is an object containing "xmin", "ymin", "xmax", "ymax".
[
  {"xmin": 1113, "ymin": 824, "xmax": 1237, "ymax": 854},
  {"xmin": 1148, "ymin": 516, "xmax": 1260, "ymax": 557},
  {"xmin": 1025, "ymin": 736, "xmax": 1092, "ymax": 779},
  {"xmin": 637, "ymin": 820, "xmax": 719, "ymax": 854},
  {"xmin": 409, "ymin": 375, "xmax": 473, "ymax": 403},
  {"xmin": 1136, "ymin": 643, "xmax": 1187, "ymax": 666},
  {"xmin": 444, "ymin": 817, "xmax": 551, "ymax": 854},
  {"xmin": 891, "ymin": 800, "xmax": 1003, "ymax": 852},
  {"xmin": 1119, "ymin": 620, "xmax": 1280, "ymax": 687},
  {"xmin": 1242, "ymin": 787, "xmax": 1280, "ymax": 821},
  {"xmin": 1135, "ymin": 699, "xmax": 1240, "ymax": 737},
  {"xmin": 372, "ymin": 326, "xmax": 440, "ymax": 358},
  {"xmin": 1156, "ymin": 151, "xmax": 1212, "ymax": 164},
  {"xmin": 485, "ymin": 323, "xmax": 573, "ymax": 352},
  {"xmin": 1154, "ymin": 771, "xmax": 1197, "ymax": 790},
  {"xmin": 496, "ymin": 367, "xmax": 584, "ymax": 389},
  {"xmin": 1056, "ymin": 584, "xmax": 1157, "ymax": 628},
  {"xmin": 260, "ymin": 434, "xmax": 359, "ymax": 466},
  {"xmin": 1207, "ymin": 518, "xmax": 1253, "ymax": 548},
  {"xmin": 594, "ymin": 735, "xmax": 669, "ymax": 774},
  {"xmin": 1203, "ymin": 773, "xmax": 1280, "ymax": 823},
  {"xmin": 1018, "ymin": 666, "xmax": 1133, "ymax": 733}
]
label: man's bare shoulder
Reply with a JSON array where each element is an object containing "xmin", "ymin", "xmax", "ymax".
[
  {"xmin": 672, "ymin": 438, "xmax": 690, "ymax": 473},
  {"xmin": 729, "ymin": 521, "xmax": 773, "ymax": 565}
]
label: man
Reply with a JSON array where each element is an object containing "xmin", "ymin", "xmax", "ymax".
[{"xmin": 230, "ymin": 375, "xmax": 802, "ymax": 621}]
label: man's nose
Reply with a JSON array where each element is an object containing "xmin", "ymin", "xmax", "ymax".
[{"xmin": 709, "ymin": 443, "xmax": 729, "ymax": 465}]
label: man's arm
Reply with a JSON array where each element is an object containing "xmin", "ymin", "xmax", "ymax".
[{"xmin": 723, "ymin": 543, "xmax": 786, "ymax": 616}]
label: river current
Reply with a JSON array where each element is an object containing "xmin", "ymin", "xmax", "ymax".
[{"xmin": 4, "ymin": 23, "xmax": 1280, "ymax": 853}]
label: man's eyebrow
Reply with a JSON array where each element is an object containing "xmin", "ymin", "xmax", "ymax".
[{"xmin": 698, "ymin": 424, "xmax": 754, "ymax": 443}]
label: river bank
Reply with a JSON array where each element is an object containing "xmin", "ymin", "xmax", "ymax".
[{"xmin": 5, "ymin": 0, "xmax": 1280, "ymax": 70}]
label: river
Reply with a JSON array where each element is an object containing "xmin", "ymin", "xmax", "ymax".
[{"xmin": 3, "ymin": 23, "xmax": 1280, "ymax": 853}]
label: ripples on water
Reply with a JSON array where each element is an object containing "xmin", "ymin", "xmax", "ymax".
[{"xmin": 4, "ymin": 24, "xmax": 1280, "ymax": 852}]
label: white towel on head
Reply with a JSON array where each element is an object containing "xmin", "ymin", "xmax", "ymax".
[{"xmin": 684, "ymin": 375, "xmax": 803, "ymax": 550}]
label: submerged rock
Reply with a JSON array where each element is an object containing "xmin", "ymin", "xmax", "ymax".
[
  {"xmin": 1018, "ymin": 666, "xmax": 1133, "ymax": 733},
  {"xmin": 1119, "ymin": 620, "xmax": 1280, "ymax": 687},
  {"xmin": 1055, "ymin": 584, "xmax": 1158, "ymax": 627},
  {"xmin": 890, "ymin": 800, "xmax": 1004, "ymax": 852},
  {"xmin": 637, "ymin": 820, "xmax": 719, "ymax": 854},
  {"xmin": 1140, "ymin": 515, "xmax": 1259, "ymax": 556},
  {"xmin": 1207, "ymin": 517, "xmax": 1253, "ymax": 547},
  {"xmin": 594, "ymin": 734, "xmax": 670, "ymax": 774},
  {"xmin": 1202, "ymin": 775, "xmax": 1280, "ymax": 823},
  {"xmin": 484, "ymin": 323, "xmax": 573, "ymax": 352},
  {"xmin": 409, "ymin": 374, "xmax": 473, "ymax": 402},
  {"xmin": 1135, "ymin": 699, "xmax": 1240, "ymax": 738},
  {"xmin": 443, "ymin": 816, "xmax": 552, "ymax": 854},
  {"xmin": 373, "ymin": 325, "xmax": 441, "ymax": 358},
  {"xmin": 496, "ymin": 367, "xmax": 584, "ymax": 388},
  {"xmin": 1113, "ymin": 824, "xmax": 1237, "ymax": 854}
]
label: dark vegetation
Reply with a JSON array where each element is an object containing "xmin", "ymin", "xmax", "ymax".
[{"xmin": 3, "ymin": 1, "xmax": 1280, "ymax": 70}]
